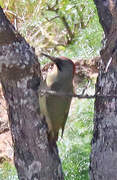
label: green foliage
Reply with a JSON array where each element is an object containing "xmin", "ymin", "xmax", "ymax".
[
  {"xmin": 0, "ymin": 161, "xmax": 18, "ymax": 180},
  {"xmin": 0, "ymin": 0, "xmax": 103, "ymax": 61}
]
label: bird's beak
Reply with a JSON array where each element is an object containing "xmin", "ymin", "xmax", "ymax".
[
  {"xmin": 41, "ymin": 53, "xmax": 58, "ymax": 63},
  {"xmin": 41, "ymin": 53, "xmax": 62, "ymax": 71}
]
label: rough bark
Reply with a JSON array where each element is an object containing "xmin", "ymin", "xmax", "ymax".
[
  {"xmin": 93, "ymin": 0, "xmax": 112, "ymax": 36},
  {"xmin": 90, "ymin": 1, "xmax": 117, "ymax": 180},
  {"xmin": 0, "ymin": 7, "xmax": 64, "ymax": 180}
]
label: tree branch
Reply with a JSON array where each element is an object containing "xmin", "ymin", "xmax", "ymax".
[
  {"xmin": 93, "ymin": 0, "xmax": 112, "ymax": 36},
  {"xmin": 46, "ymin": 3, "xmax": 74, "ymax": 44},
  {"xmin": 39, "ymin": 89, "xmax": 117, "ymax": 99},
  {"xmin": 45, "ymin": 15, "xmax": 60, "ymax": 22}
]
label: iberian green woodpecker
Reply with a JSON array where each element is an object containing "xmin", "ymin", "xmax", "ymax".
[{"xmin": 39, "ymin": 53, "xmax": 75, "ymax": 142}]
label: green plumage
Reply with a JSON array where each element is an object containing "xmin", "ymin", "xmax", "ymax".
[{"xmin": 39, "ymin": 54, "xmax": 74, "ymax": 142}]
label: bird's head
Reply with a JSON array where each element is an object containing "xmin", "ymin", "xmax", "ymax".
[{"xmin": 41, "ymin": 53, "xmax": 75, "ymax": 80}]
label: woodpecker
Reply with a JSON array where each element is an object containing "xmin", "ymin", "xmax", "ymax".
[{"xmin": 39, "ymin": 53, "xmax": 75, "ymax": 142}]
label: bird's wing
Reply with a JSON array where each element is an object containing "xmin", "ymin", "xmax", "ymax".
[{"xmin": 61, "ymin": 98, "xmax": 71, "ymax": 137}]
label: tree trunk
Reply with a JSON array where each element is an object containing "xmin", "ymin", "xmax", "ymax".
[
  {"xmin": 90, "ymin": 1, "xmax": 117, "ymax": 180},
  {"xmin": 0, "ymin": 7, "xmax": 64, "ymax": 180}
]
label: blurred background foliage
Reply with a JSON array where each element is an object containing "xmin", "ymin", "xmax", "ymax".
[
  {"xmin": 0, "ymin": 0, "xmax": 103, "ymax": 179},
  {"xmin": 0, "ymin": 0, "xmax": 103, "ymax": 62}
]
